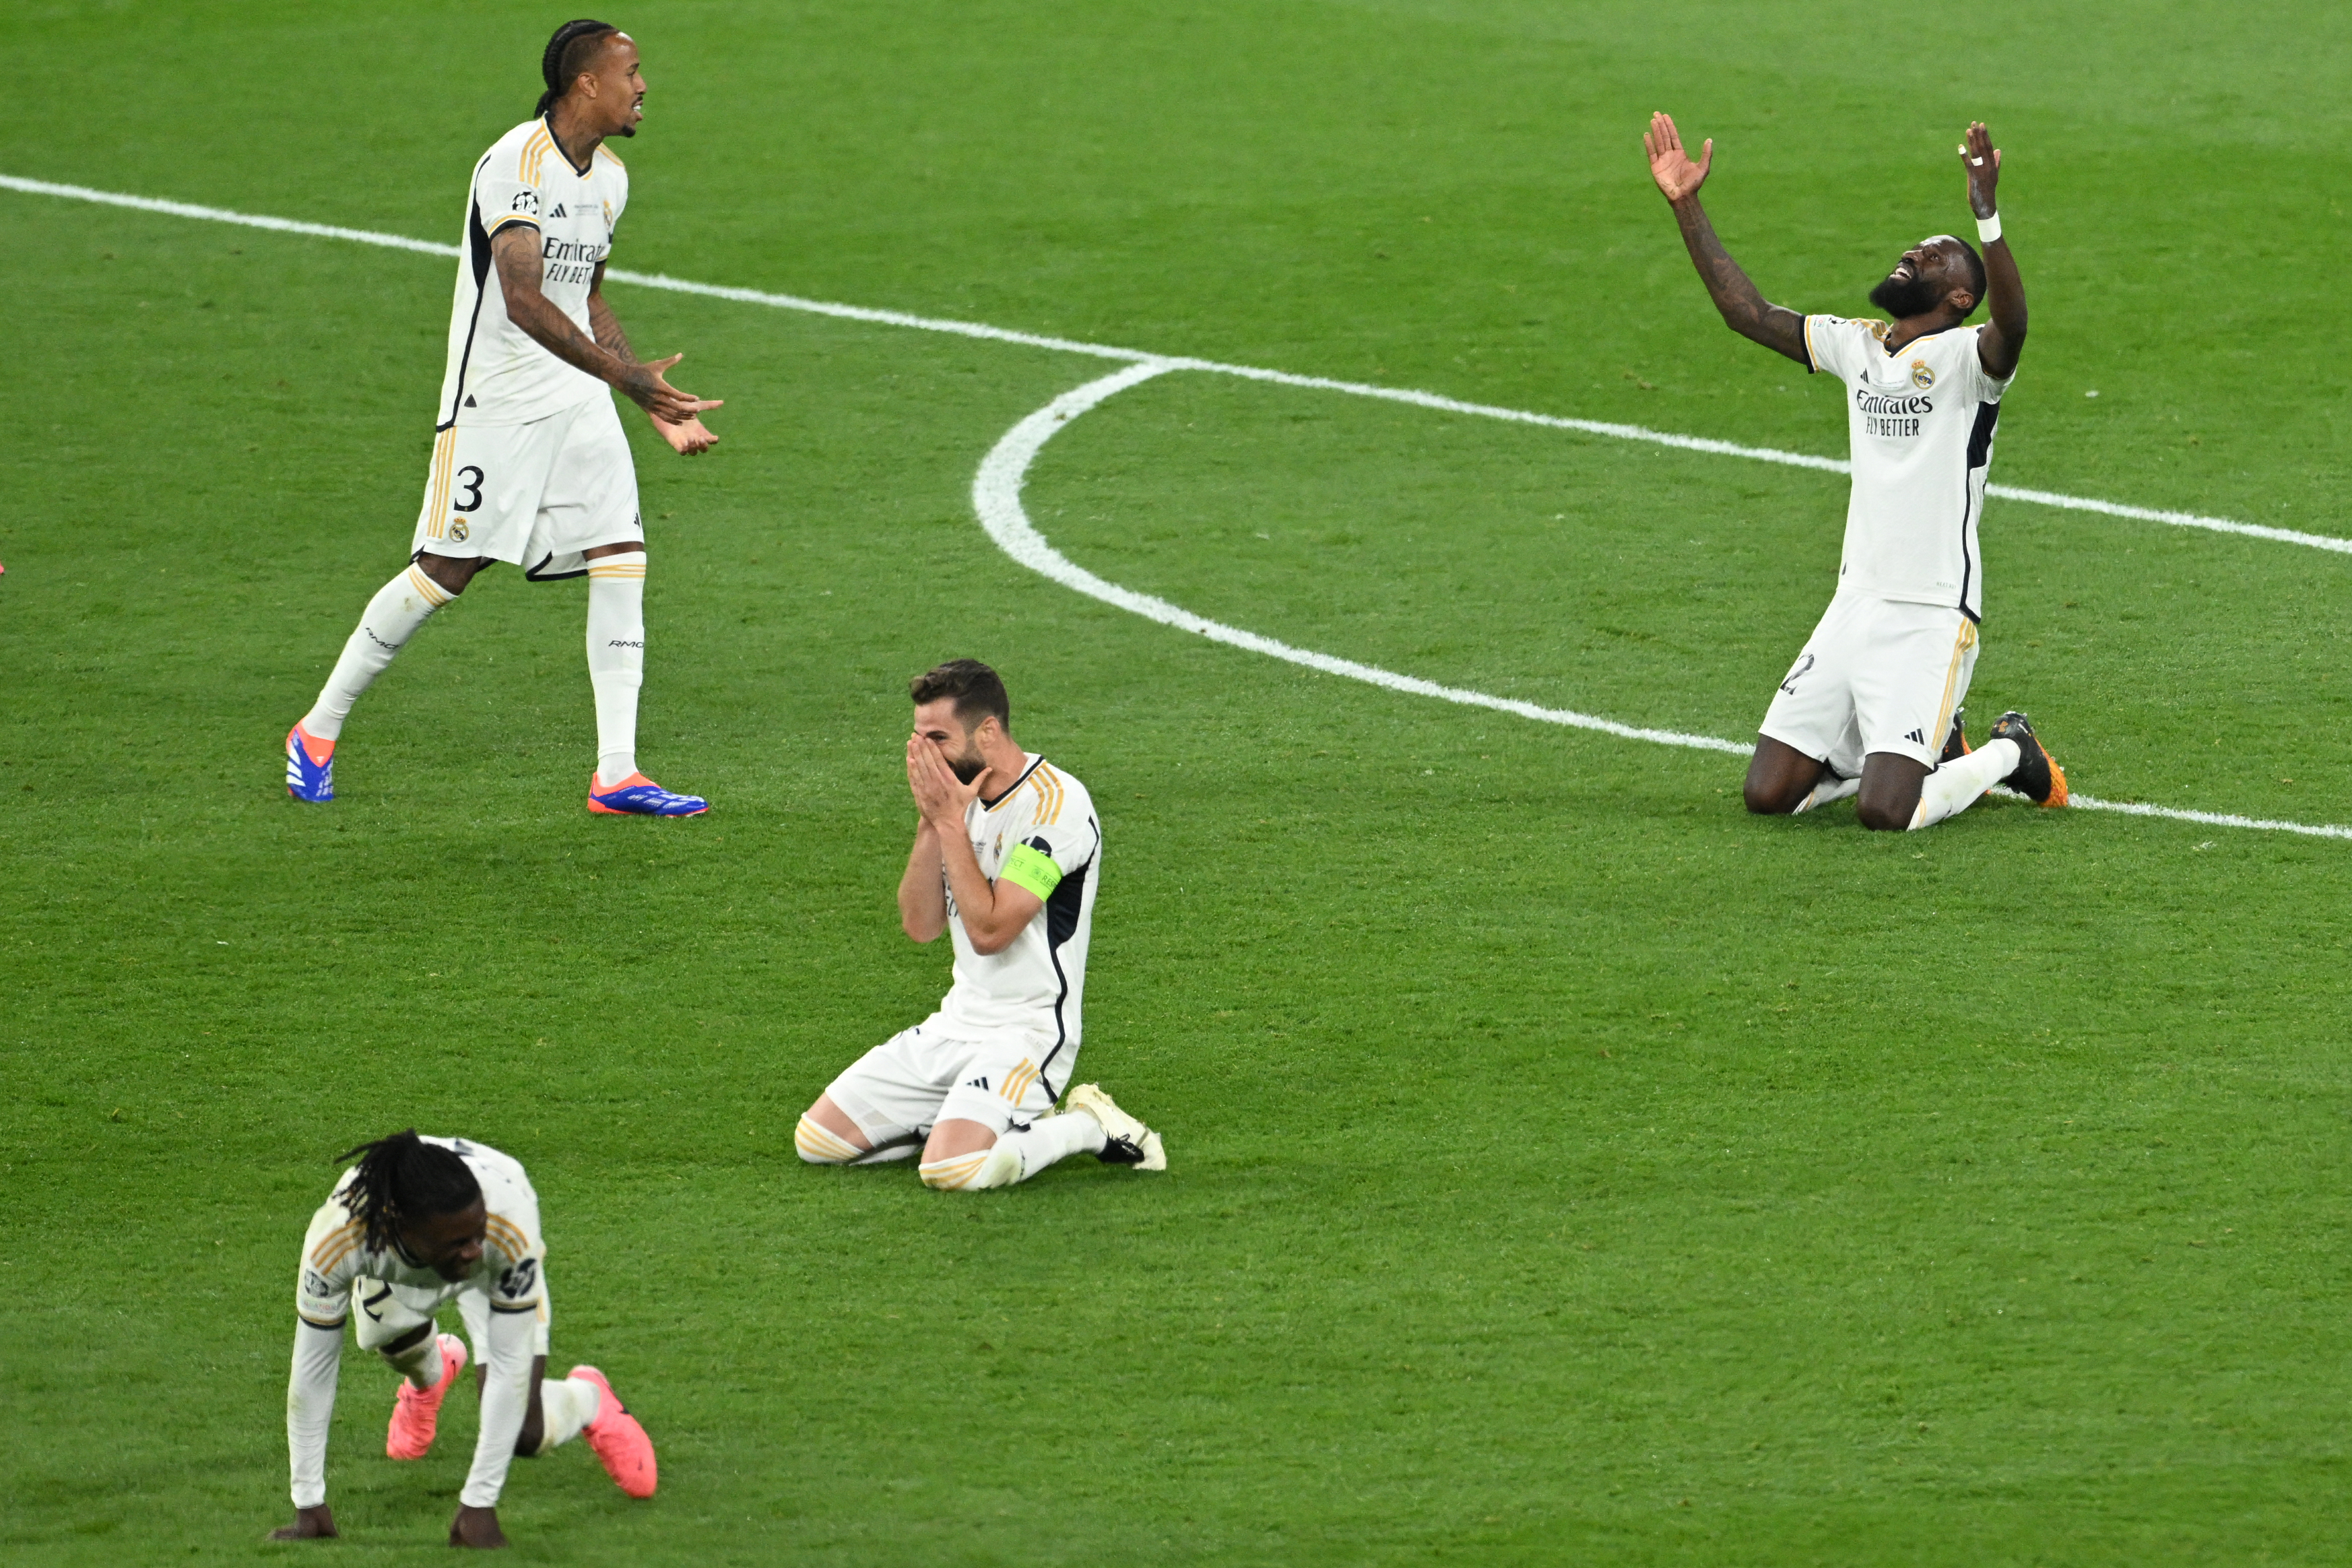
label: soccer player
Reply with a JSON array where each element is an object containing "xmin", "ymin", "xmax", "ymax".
[
  {"xmin": 284, "ymin": 19, "xmax": 719, "ymax": 816},
  {"xmin": 271, "ymin": 1131, "xmax": 656, "ymax": 1548},
  {"xmin": 1644, "ymin": 114, "xmax": 2068, "ymax": 831},
  {"xmin": 794, "ymin": 659, "xmax": 1167, "ymax": 1190}
]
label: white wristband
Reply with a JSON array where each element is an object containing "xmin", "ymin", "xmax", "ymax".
[{"xmin": 1975, "ymin": 211, "xmax": 2002, "ymax": 245}]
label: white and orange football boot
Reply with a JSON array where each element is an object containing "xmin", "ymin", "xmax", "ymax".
[
  {"xmin": 386, "ymin": 1333, "xmax": 467, "ymax": 1460},
  {"xmin": 568, "ymin": 1365, "xmax": 658, "ymax": 1498}
]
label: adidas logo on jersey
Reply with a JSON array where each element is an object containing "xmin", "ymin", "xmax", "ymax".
[{"xmin": 549, "ymin": 203, "xmax": 567, "ymax": 218}]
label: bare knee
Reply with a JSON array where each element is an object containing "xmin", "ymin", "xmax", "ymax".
[
  {"xmin": 1743, "ymin": 739, "xmax": 1822, "ymax": 816},
  {"xmin": 414, "ymin": 552, "xmax": 490, "ymax": 597},
  {"xmin": 918, "ymin": 1119, "xmax": 1000, "ymax": 1191},
  {"xmin": 1854, "ymin": 798, "xmax": 1910, "ymax": 832},
  {"xmin": 795, "ymin": 1096, "xmax": 872, "ymax": 1165}
]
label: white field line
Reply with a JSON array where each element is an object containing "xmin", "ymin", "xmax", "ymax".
[
  {"xmin": 13, "ymin": 172, "xmax": 2352, "ymax": 839},
  {"xmin": 974, "ymin": 362, "xmax": 1751, "ymax": 755},
  {"xmin": 981, "ymin": 365, "xmax": 2352, "ymax": 841},
  {"xmin": 10, "ymin": 170, "xmax": 2352, "ymax": 557}
]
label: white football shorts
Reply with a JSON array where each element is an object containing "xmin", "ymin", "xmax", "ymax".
[
  {"xmin": 411, "ymin": 393, "xmax": 641, "ymax": 580},
  {"xmin": 824, "ymin": 1016, "xmax": 1066, "ymax": 1148},
  {"xmin": 350, "ymin": 1269, "xmax": 552, "ymax": 1359},
  {"xmin": 1759, "ymin": 591, "xmax": 1980, "ymax": 773}
]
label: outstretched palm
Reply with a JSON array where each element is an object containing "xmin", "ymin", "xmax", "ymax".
[{"xmin": 1643, "ymin": 111, "xmax": 1713, "ymax": 202}]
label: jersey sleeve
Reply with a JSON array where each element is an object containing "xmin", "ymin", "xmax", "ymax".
[
  {"xmin": 1963, "ymin": 325, "xmax": 2016, "ymax": 401},
  {"xmin": 474, "ymin": 141, "xmax": 545, "ymax": 240},
  {"xmin": 482, "ymin": 1204, "xmax": 546, "ymax": 1313},
  {"xmin": 1802, "ymin": 315, "xmax": 1870, "ymax": 381},
  {"xmin": 294, "ymin": 1197, "xmax": 360, "ymax": 1328},
  {"xmin": 996, "ymin": 769, "xmax": 1098, "ymax": 901}
]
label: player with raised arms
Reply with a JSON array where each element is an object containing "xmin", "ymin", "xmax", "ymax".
[
  {"xmin": 1645, "ymin": 114, "xmax": 2067, "ymax": 830},
  {"xmin": 794, "ymin": 659, "xmax": 1167, "ymax": 1190},
  {"xmin": 285, "ymin": 19, "xmax": 720, "ymax": 816},
  {"xmin": 271, "ymin": 1131, "xmax": 656, "ymax": 1547}
]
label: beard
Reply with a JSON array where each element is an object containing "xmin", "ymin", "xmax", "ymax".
[
  {"xmin": 1868, "ymin": 269, "xmax": 1939, "ymax": 318},
  {"xmin": 946, "ymin": 748, "xmax": 987, "ymax": 785}
]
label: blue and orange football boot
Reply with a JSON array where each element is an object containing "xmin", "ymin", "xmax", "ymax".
[
  {"xmin": 286, "ymin": 722, "xmax": 335, "ymax": 803},
  {"xmin": 587, "ymin": 772, "xmax": 709, "ymax": 816}
]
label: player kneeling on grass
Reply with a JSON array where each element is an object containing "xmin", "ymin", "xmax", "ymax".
[
  {"xmin": 1645, "ymin": 113, "xmax": 2067, "ymax": 830},
  {"xmin": 795, "ymin": 659, "xmax": 1165, "ymax": 1190},
  {"xmin": 273, "ymin": 1132, "xmax": 655, "ymax": 1548}
]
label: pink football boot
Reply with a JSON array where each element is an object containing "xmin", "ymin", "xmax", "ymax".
[
  {"xmin": 386, "ymin": 1333, "xmax": 467, "ymax": 1459},
  {"xmin": 568, "ymin": 1365, "xmax": 658, "ymax": 1498}
]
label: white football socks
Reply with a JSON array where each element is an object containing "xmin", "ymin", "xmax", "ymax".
[
  {"xmin": 301, "ymin": 566, "xmax": 452, "ymax": 741},
  {"xmin": 1793, "ymin": 772, "xmax": 1860, "ymax": 814},
  {"xmin": 1909, "ymin": 738, "xmax": 2020, "ymax": 830},
  {"xmin": 381, "ymin": 1328, "xmax": 444, "ymax": 1390},
  {"xmin": 533, "ymin": 1375, "xmax": 601, "ymax": 1456},
  {"xmin": 989, "ymin": 1112, "xmax": 1107, "ymax": 1183},
  {"xmin": 585, "ymin": 552, "xmax": 648, "ymax": 788}
]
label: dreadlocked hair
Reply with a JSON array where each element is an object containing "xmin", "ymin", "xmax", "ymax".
[
  {"xmin": 335, "ymin": 1130, "xmax": 482, "ymax": 1254},
  {"xmin": 535, "ymin": 19, "xmax": 620, "ymax": 118}
]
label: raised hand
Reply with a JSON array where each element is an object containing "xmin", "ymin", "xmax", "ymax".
[
  {"xmin": 1643, "ymin": 111, "xmax": 1713, "ymax": 203},
  {"xmin": 618, "ymin": 352, "xmax": 724, "ymax": 428},
  {"xmin": 1957, "ymin": 121, "xmax": 2001, "ymax": 219}
]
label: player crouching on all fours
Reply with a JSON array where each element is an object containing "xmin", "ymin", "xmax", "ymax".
[
  {"xmin": 284, "ymin": 20, "xmax": 719, "ymax": 816},
  {"xmin": 795, "ymin": 659, "xmax": 1166, "ymax": 1190},
  {"xmin": 272, "ymin": 1132, "xmax": 655, "ymax": 1548},
  {"xmin": 1645, "ymin": 113, "xmax": 2068, "ymax": 830}
]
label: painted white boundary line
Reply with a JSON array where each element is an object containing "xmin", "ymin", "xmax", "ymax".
[
  {"xmin": 975, "ymin": 362, "xmax": 1751, "ymax": 755},
  {"xmin": 981, "ymin": 365, "xmax": 2352, "ymax": 842},
  {"xmin": 12, "ymin": 172, "xmax": 2351, "ymax": 839},
  {"xmin": 10, "ymin": 170, "xmax": 2351, "ymax": 557}
]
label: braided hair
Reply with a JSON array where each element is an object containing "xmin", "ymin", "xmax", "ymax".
[
  {"xmin": 535, "ymin": 19, "xmax": 621, "ymax": 118},
  {"xmin": 335, "ymin": 1130, "xmax": 482, "ymax": 1254}
]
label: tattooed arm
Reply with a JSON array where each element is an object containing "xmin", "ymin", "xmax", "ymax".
[{"xmin": 1642, "ymin": 112, "xmax": 1809, "ymax": 366}]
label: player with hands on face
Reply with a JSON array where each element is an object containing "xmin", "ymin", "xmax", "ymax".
[
  {"xmin": 1642, "ymin": 112, "xmax": 2066, "ymax": 832},
  {"xmin": 794, "ymin": 659, "xmax": 1165, "ymax": 1191},
  {"xmin": 285, "ymin": 19, "xmax": 720, "ymax": 818}
]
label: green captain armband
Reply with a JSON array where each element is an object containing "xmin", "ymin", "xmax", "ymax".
[{"xmin": 999, "ymin": 842, "xmax": 1064, "ymax": 901}]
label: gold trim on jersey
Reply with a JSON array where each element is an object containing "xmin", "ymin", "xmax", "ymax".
[
  {"xmin": 519, "ymin": 124, "xmax": 554, "ymax": 187},
  {"xmin": 308, "ymin": 1218, "xmax": 363, "ymax": 1270},
  {"xmin": 1035, "ymin": 765, "xmax": 1067, "ymax": 825},
  {"xmin": 596, "ymin": 144, "xmax": 625, "ymax": 167},
  {"xmin": 484, "ymin": 1214, "xmax": 532, "ymax": 1261}
]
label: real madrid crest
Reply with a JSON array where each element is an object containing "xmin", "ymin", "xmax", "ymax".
[
  {"xmin": 449, "ymin": 519, "xmax": 470, "ymax": 542},
  {"xmin": 1909, "ymin": 360, "xmax": 1935, "ymax": 391}
]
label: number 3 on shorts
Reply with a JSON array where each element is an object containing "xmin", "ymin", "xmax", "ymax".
[{"xmin": 453, "ymin": 465, "xmax": 484, "ymax": 513}]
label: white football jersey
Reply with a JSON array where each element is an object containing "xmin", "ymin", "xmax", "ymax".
[
  {"xmin": 938, "ymin": 755, "xmax": 1101, "ymax": 1088},
  {"xmin": 434, "ymin": 117, "xmax": 630, "ymax": 429},
  {"xmin": 1804, "ymin": 316, "xmax": 2014, "ymax": 620},
  {"xmin": 294, "ymin": 1135, "xmax": 546, "ymax": 1329}
]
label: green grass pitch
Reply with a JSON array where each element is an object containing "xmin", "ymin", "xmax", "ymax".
[{"xmin": 6, "ymin": 1, "xmax": 2352, "ymax": 1562}]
